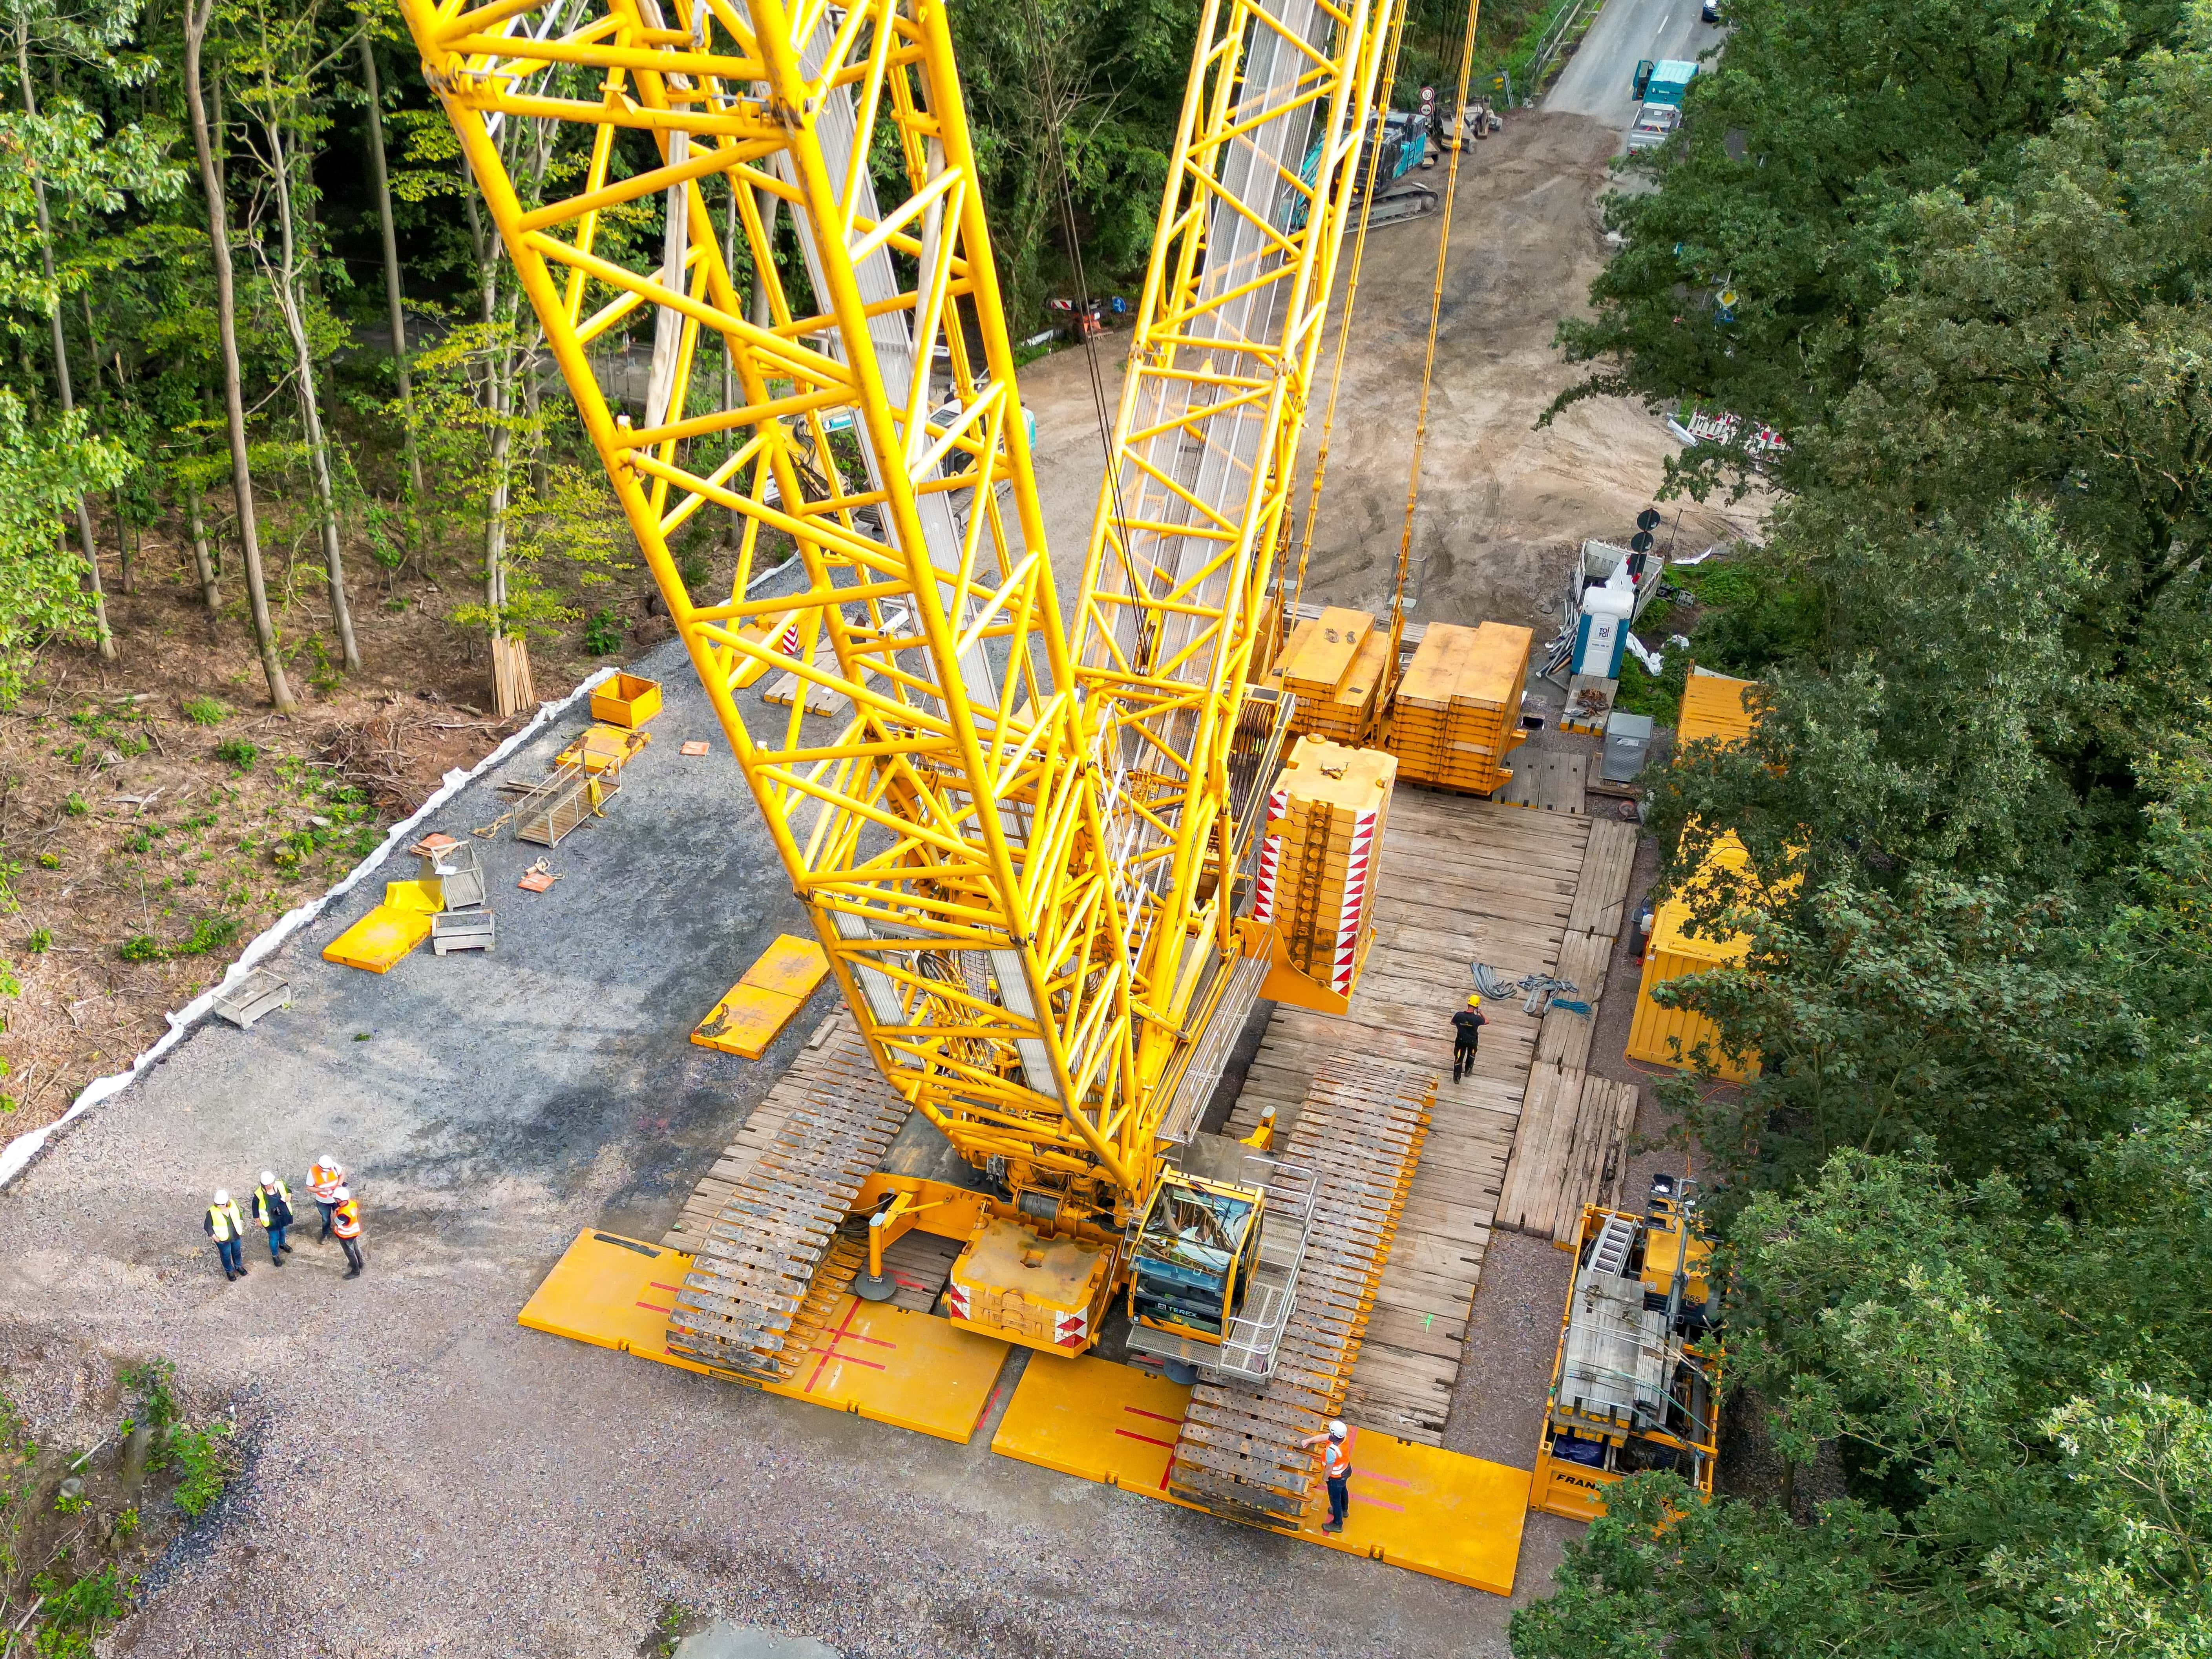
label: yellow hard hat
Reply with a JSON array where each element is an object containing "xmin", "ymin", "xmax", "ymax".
[{"xmin": 1467, "ymin": 993, "xmax": 1481, "ymax": 1008}]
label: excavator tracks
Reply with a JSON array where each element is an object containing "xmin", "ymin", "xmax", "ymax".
[
  {"xmin": 667, "ymin": 1020, "xmax": 911, "ymax": 1381},
  {"xmin": 1168, "ymin": 1054, "xmax": 1434, "ymax": 1526}
]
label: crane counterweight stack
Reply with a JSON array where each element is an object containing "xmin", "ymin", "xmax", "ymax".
[{"xmin": 404, "ymin": 0, "xmax": 1422, "ymax": 1391}]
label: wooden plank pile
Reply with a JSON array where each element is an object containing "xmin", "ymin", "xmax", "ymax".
[
  {"xmin": 1494, "ymin": 817, "xmax": 1646, "ymax": 1243},
  {"xmin": 1272, "ymin": 606, "xmax": 1390, "ymax": 744},
  {"xmin": 1389, "ymin": 621, "xmax": 1534, "ymax": 795},
  {"xmin": 1169, "ymin": 1054, "xmax": 1434, "ymax": 1528},
  {"xmin": 1251, "ymin": 736, "xmax": 1397, "ymax": 997},
  {"xmin": 663, "ymin": 1016, "xmax": 913, "ymax": 1381}
]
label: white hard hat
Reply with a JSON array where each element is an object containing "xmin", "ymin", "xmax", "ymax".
[
  {"xmin": 259, "ymin": 1171, "xmax": 276, "ymax": 1187},
  {"xmin": 1328, "ymin": 1420, "xmax": 1347, "ymax": 1440},
  {"xmin": 318, "ymin": 1153, "xmax": 334, "ymax": 1168},
  {"xmin": 334, "ymin": 1186, "xmax": 351, "ymax": 1200},
  {"xmin": 213, "ymin": 1189, "xmax": 230, "ymax": 1205}
]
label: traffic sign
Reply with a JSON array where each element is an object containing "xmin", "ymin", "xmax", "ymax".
[{"xmin": 1636, "ymin": 508, "xmax": 1661, "ymax": 531}]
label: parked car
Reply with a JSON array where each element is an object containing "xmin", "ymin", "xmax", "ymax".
[
  {"xmin": 1631, "ymin": 58, "xmax": 1654, "ymax": 98},
  {"xmin": 1701, "ymin": 0, "xmax": 1722, "ymax": 21},
  {"xmin": 1624, "ymin": 103, "xmax": 1681, "ymax": 152}
]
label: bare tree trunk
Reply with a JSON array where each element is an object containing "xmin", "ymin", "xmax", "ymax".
[
  {"xmin": 184, "ymin": 0, "xmax": 295, "ymax": 712},
  {"xmin": 261, "ymin": 112, "xmax": 360, "ymax": 671},
  {"xmin": 185, "ymin": 481, "xmax": 220, "ymax": 608},
  {"xmin": 18, "ymin": 32, "xmax": 115, "ymax": 661},
  {"xmin": 357, "ymin": 33, "xmax": 423, "ymax": 499}
]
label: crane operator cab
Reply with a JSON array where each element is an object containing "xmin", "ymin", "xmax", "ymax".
[{"xmin": 1127, "ymin": 1173, "xmax": 1263, "ymax": 1346}]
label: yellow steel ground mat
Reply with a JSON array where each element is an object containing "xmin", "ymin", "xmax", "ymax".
[
  {"xmin": 992, "ymin": 1353, "xmax": 1190, "ymax": 1495},
  {"xmin": 322, "ymin": 904, "xmax": 433, "ymax": 972},
  {"xmin": 518, "ymin": 1229, "xmax": 1008, "ymax": 1443},
  {"xmin": 991, "ymin": 1352, "xmax": 1531, "ymax": 1595},
  {"xmin": 382, "ymin": 877, "xmax": 444, "ymax": 913},
  {"xmin": 691, "ymin": 934, "xmax": 830, "ymax": 1058}
]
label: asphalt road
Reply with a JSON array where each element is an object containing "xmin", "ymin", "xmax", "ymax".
[{"xmin": 1543, "ymin": 0, "xmax": 1726, "ymax": 128}]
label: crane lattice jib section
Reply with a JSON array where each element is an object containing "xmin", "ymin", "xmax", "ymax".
[
  {"xmin": 401, "ymin": 0, "xmax": 1151, "ymax": 1205},
  {"xmin": 1071, "ymin": 0, "xmax": 1394, "ymax": 1027}
]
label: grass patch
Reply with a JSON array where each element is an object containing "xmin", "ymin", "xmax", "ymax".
[
  {"xmin": 213, "ymin": 738, "xmax": 256, "ymax": 770},
  {"xmin": 180, "ymin": 696, "xmax": 228, "ymax": 727}
]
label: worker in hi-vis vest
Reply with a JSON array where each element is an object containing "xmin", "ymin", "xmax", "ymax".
[
  {"xmin": 330, "ymin": 1186, "xmax": 366, "ymax": 1279},
  {"xmin": 204, "ymin": 1190, "xmax": 249, "ymax": 1282},
  {"xmin": 252, "ymin": 1171, "xmax": 295, "ymax": 1265},
  {"xmin": 308, "ymin": 1155, "xmax": 347, "ymax": 1243},
  {"xmin": 1296, "ymin": 1420, "xmax": 1354, "ymax": 1535}
]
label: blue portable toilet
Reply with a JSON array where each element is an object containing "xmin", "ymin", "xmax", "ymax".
[{"xmin": 1573, "ymin": 571, "xmax": 1634, "ymax": 678}]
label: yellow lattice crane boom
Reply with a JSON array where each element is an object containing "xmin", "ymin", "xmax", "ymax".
[{"xmin": 402, "ymin": 0, "xmax": 1408, "ymax": 1370}]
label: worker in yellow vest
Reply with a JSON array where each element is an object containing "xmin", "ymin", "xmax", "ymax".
[
  {"xmin": 204, "ymin": 1189, "xmax": 248, "ymax": 1282},
  {"xmin": 1296, "ymin": 1419, "xmax": 1354, "ymax": 1535},
  {"xmin": 308, "ymin": 1155, "xmax": 347, "ymax": 1243},
  {"xmin": 330, "ymin": 1186, "xmax": 366, "ymax": 1279},
  {"xmin": 252, "ymin": 1171, "xmax": 295, "ymax": 1266}
]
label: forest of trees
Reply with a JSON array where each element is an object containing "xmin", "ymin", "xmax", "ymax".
[
  {"xmin": 1518, "ymin": 0, "xmax": 2212, "ymax": 1653},
  {"xmin": 0, "ymin": 0, "xmax": 1527, "ymax": 718}
]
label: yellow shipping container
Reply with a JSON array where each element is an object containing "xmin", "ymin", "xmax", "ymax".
[
  {"xmin": 1676, "ymin": 668, "xmax": 1758, "ymax": 753},
  {"xmin": 1625, "ymin": 830, "xmax": 1786, "ymax": 1082}
]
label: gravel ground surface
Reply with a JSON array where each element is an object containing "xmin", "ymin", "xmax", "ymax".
[{"xmin": 2, "ymin": 638, "xmax": 1569, "ymax": 1658}]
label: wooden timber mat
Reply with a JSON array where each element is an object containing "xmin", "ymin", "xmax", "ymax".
[{"xmin": 1225, "ymin": 795, "xmax": 1638, "ymax": 1443}]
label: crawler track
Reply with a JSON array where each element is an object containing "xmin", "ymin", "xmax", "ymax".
[
  {"xmin": 667, "ymin": 1022, "xmax": 910, "ymax": 1380},
  {"xmin": 1169, "ymin": 1054, "xmax": 1434, "ymax": 1526}
]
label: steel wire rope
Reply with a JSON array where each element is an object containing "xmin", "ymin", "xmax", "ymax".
[
  {"xmin": 1386, "ymin": 0, "xmax": 1486, "ymax": 674},
  {"xmin": 1281, "ymin": 0, "xmax": 1410, "ymax": 634},
  {"xmin": 1019, "ymin": 0, "xmax": 1146, "ymax": 624},
  {"xmin": 1019, "ymin": 0, "xmax": 1165, "ymax": 974}
]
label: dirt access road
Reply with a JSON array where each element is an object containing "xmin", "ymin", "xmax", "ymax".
[{"xmin": 1021, "ymin": 110, "xmax": 1762, "ymax": 634}]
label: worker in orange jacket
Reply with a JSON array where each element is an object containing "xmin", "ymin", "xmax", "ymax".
[
  {"xmin": 1297, "ymin": 1419, "xmax": 1354, "ymax": 1535},
  {"xmin": 330, "ymin": 1186, "xmax": 366, "ymax": 1279},
  {"xmin": 308, "ymin": 1155, "xmax": 346, "ymax": 1243}
]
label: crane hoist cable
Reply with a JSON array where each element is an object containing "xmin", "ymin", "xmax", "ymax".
[
  {"xmin": 1386, "ymin": 0, "xmax": 1487, "ymax": 679},
  {"xmin": 1022, "ymin": 0, "xmax": 1143, "ymax": 604},
  {"xmin": 1283, "ymin": 0, "xmax": 1409, "ymax": 627}
]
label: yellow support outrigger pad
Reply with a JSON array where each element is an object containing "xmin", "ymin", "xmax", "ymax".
[
  {"xmin": 691, "ymin": 934, "xmax": 830, "ymax": 1058},
  {"xmin": 518, "ymin": 1230, "xmax": 1008, "ymax": 1443},
  {"xmin": 990, "ymin": 1351, "xmax": 1532, "ymax": 1595},
  {"xmin": 322, "ymin": 904, "xmax": 433, "ymax": 972}
]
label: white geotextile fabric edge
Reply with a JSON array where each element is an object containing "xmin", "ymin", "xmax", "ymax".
[{"xmin": 0, "ymin": 666, "xmax": 619, "ymax": 1190}]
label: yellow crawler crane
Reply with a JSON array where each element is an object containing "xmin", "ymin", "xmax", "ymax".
[{"xmin": 401, "ymin": 0, "xmax": 1404, "ymax": 1379}]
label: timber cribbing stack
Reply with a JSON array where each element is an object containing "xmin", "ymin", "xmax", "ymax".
[
  {"xmin": 1169, "ymin": 1054, "xmax": 1435, "ymax": 1528},
  {"xmin": 666, "ymin": 1018, "xmax": 911, "ymax": 1381}
]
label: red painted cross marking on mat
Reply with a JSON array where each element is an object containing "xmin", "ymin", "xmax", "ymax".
[
  {"xmin": 1122, "ymin": 1407, "xmax": 1183, "ymax": 1425},
  {"xmin": 636, "ymin": 1301, "xmax": 672, "ymax": 1314},
  {"xmin": 1113, "ymin": 1429, "xmax": 1176, "ymax": 1449},
  {"xmin": 1351, "ymin": 1493, "xmax": 1406, "ymax": 1512},
  {"xmin": 802, "ymin": 1299, "xmax": 893, "ymax": 1392}
]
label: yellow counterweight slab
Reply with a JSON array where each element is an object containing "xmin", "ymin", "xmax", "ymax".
[
  {"xmin": 322, "ymin": 903, "xmax": 433, "ymax": 972},
  {"xmin": 518, "ymin": 1230, "xmax": 1009, "ymax": 1443}
]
